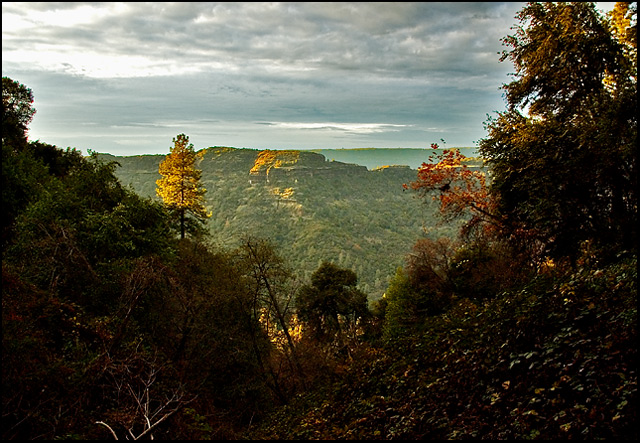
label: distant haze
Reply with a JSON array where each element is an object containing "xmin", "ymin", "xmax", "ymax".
[{"xmin": 313, "ymin": 147, "xmax": 479, "ymax": 170}]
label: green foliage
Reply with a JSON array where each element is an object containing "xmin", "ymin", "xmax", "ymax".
[
  {"xmin": 2, "ymin": 76, "xmax": 84, "ymax": 244},
  {"xmin": 405, "ymin": 236, "xmax": 457, "ymax": 315},
  {"xmin": 381, "ymin": 267, "xmax": 416, "ymax": 340},
  {"xmin": 297, "ymin": 261, "xmax": 369, "ymax": 344},
  {"xmin": 248, "ymin": 253, "xmax": 637, "ymax": 440},
  {"xmin": 1, "ymin": 141, "xmax": 50, "ymax": 244},
  {"xmin": 6, "ymin": 153, "xmax": 174, "ymax": 312},
  {"xmin": 479, "ymin": 2, "xmax": 637, "ymax": 261},
  {"xmin": 449, "ymin": 237, "xmax": 530, "ymax": 301},
  {"xmin": 104, "ymin": 147, "xmax": 451, "ymax": 300},
  {"xmin": 2, "ymin": 76, "xmax": 36, "ymax": 147},
  {"xmin": 82, "ymin": 193, "xmax": 174, "ymax": 261},
  {"xmin": 383, "ymin": 235, "xmax": 530, "ymax": 343}
]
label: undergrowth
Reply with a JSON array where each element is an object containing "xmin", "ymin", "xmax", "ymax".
[{"xmin": 245, "ymin": 253, "xmax": 637, "ymax": 439}]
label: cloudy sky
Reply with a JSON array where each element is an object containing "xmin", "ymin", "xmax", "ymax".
[{"xmin": 2, "ymin": 2, "xmax": 615, "ymax": 156}]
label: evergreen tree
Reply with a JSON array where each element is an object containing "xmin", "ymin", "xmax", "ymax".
[
  {"xmin": 297, "ymin": 261, "xmax": 368, "ymax": 344},
  {"xmin": 381, "ymin": 267, "xmax": 415, "ymax": 340},
  {"xmin": 156, "ymin": 134, "xmax": 210, "ymax": 239}
]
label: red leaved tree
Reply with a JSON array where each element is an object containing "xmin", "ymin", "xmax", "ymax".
[{"xmin": 404, "ymin": 143, "xmax": 500, "ymax": 239}]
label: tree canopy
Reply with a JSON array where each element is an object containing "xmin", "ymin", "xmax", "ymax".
[
  {"xmin": 296, "ymin": 261, "xmax": 368, "ymax": 344},
  {"xmin": 479, "ymin": 2, "xmax": 637, "ymax": 261},
  {"xmin": 2, "ymin": 76, "xmax": 36, "ymax": 147}
]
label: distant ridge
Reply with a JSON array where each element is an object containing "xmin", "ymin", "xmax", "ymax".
[
  {"xmin": 311, "ymin": 147, "xmax": 479, "ymax": 170},
  {"xmin": 98, "ymin": 147, "xmax": 457, "ymax": 299},
  {"xmin": 96, "ymin": 147, "xmax": 479, "ymax": 171}
]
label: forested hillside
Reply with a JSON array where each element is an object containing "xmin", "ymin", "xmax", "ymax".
[
  {"xmin": 2, "ymin": 2, "xmax": 636, "ymax": 441},
  {"xmin": 98, "ymin": 148, "xmax": 462, "ymax": 299}
]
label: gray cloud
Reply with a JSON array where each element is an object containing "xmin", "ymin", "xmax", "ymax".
[{"xmin": 2, "ymin": 2, "xmax": 526, "ymax": 155}]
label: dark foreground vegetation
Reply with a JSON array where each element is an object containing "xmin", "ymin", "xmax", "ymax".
[
  {"xmin": 246, "ymin": 254, "xmax": 637, "ymax": 439},
  {"xmin": 2, "ymin": 2, "xmax": 637, "ymax": 440}
]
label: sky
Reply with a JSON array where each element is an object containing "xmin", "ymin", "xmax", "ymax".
[{"xmin": 2, "ymin": 2, "xmax": 617, "ymax": 156}]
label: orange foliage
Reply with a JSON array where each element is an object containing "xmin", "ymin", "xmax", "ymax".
[{"xmin": 404, "ymin": 144, "xmax": 498, "ymax": 237}]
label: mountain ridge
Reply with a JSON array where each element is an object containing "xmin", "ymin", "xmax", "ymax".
[
  {"xmin": 97, "ymin": 147, "xmax": 461, "ymax": 299},
  {"xmin": 312, "ymin": 147, "xmax": 478, "ymax": 170}
]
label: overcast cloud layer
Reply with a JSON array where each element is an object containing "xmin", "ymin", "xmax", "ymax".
[{"xmin": 4, "ymin": 2, "xmax": 537, "ymax": 155}]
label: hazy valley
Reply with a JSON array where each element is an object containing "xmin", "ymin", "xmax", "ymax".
[{"xmin": 99, "ymin": 147, "xmax": 467, "ymax": 299}]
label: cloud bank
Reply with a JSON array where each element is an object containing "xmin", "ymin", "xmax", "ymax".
[{"xmin": 2, "ymin": 2, "xmax": 527, "ymax": 155}]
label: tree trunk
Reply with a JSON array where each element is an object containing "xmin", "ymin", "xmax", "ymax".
[{"xmin": 180, "ymin": 208, "xmax": 185, "ymax": 239}]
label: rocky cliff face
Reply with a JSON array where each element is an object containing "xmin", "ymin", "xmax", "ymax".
[{"xmin": 247, "ymin": 149, "xmax": 368, "ymax": 184}]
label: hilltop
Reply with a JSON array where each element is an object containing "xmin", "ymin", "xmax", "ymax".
[
  {"xmin": 313, "ymin": 147, "xmax": 478, "ymax": 170},
  {"xmin": 98, "ymin": 147, "xmax": 463, "ymax": 299}
]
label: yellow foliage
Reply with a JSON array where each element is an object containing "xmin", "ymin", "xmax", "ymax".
[
  {"xmin": 250, "ymin": 150, "xmax": 300, "ymax": 174},
  {"xmin": 259, "ymin": 309, "xmax": 304, "ymax": 351},
  {"xmin": 270, "ymin": 187, "xmax": 295, "ymax": 200},
  {"xmin": 156, "ymin": 134, "xmax": 209, "ymax": 217}
]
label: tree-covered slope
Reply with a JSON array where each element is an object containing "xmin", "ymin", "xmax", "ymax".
[
  {"xmin": 99, "ymin": 147, "xmax": 460, "ymax": 299},
  {"xmin": 246, "ymin": 254, "xmax": 637, "ymax": 440}
]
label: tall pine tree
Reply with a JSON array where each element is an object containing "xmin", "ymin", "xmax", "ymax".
[{"xmin": 156, "ymin": 134, "xmax": 209, "ymax": 239}]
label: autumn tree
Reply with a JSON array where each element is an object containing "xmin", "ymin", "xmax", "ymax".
[
  {"xmin": 404, "ymin": 142, "xmax": 533, "ymax": 313},
  {"xmin": 2, "ymin": 77, "xmax": 45, "ymax": 244},
  {"xmin": 479, "ymin": 2, "xmax": 637, "ymax": 261},
  {"xmin": 236, "ymin": 237, "xmax": 306, "ymax": 397},
  {"xmin": 156, "ymin": 134, "xmax": 210, "ymax": 239},
  {"xmin": 404, "ymin": 143, "xmax": 500, "ymax": 241}
]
